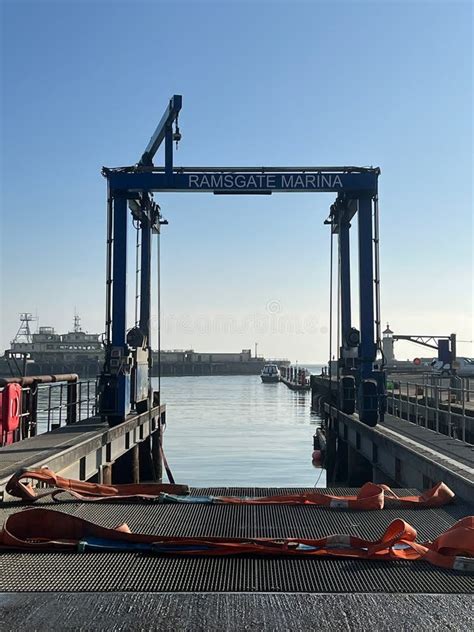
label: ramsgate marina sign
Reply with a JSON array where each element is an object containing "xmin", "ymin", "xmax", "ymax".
[
  {"xmin": 107, "ymin": 170, "xmax": 378, "ymax": 193},
  {"xmin": 187, "ymin": 173, "xmax": 343, "ymax": 190}
]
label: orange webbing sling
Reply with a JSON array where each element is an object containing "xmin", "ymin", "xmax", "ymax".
[
  {"xmin": 5, "ymin": 467, "xmax": 189, "ymax": 502},
  {"xmin": 202, "ymin": 481, "xmax": 454, "ymax": 509},
  {"xmin": 0, "ymin": 508, "xmax": 472, "ymax": 572},
  {"xmin": 5, "ymin": 468, "xmax": 454, "ymax": 509}
]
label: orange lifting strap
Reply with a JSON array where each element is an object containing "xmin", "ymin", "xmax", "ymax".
[
  {"xmin": 5, "ymin": 468, "xmax": 455, "ymax": 509},
  {"xmin": 0, "ymin": 508, "xmax": 473, "ymax": 572},
  {"xmin": 5, "ymin": 467, "xmax": 189, "ymax": 502},
  {"xmin": 209, "ymin": 482, "xmax": 454, "ymax": 509}
]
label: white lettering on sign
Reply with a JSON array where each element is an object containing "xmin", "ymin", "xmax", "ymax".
[{"xmin": 187, "ymin": 173, "xmax": 345, "ymax": 190}]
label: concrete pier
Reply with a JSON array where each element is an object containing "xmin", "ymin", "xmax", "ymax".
[
  {"xmin": 321, "ymin": 403, "xmax": 473, "ymax": 501},
  {"xmin": 0, "ymin": 404, "xmax": 166, "ymax": 495},
  {"xmin": 311, "ymin": 375, "xmax": 474, "ymax": 501}
]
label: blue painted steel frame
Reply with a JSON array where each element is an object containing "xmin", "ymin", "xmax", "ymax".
[
  {"xmin": 140, "ymin": 95, "xmax": 182, "ymax": 167},
  {"xmin": 111, "ymin": 194, "xmax": 131, "ymax": 419},
  {"xmin": 139, "ymin": 214, "xmax": 151, "ymax": 338},
  {"xmin": 103, "ymin": 98, "xmax": 185, "ymax": 422},
  {"xmin": 111, "ymin": 195, "xmax": 128, "ymax": 348},
  {"xmin": 357, "ymin": 195, "xmax": 376, "ymax": 379},
  {"xmin": 103, "ymin": 95, "xmax": 383, "ymax": 425},
  {"xmin": 338, "ymin": 213, "xmax": 352, "ymax": 351},
  {"xmin": 108, "ymin": 171, "xmax": 377, "ymax": 195}
]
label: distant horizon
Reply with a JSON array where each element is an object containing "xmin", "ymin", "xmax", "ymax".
[{"xmin": 6, "ymin": 310, "xmax": 472, "ymax": 366}]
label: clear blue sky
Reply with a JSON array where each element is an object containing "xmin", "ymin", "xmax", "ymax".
[{"xmin": 1, "ymin": 0, "xmax": 472, "ymax": 362}]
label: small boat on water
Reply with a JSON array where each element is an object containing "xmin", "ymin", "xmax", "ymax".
[{"xmin": 260, "ymin": 363, "xmax": 280, "ymax": 383}]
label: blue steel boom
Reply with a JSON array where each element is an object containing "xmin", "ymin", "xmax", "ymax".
[{"xmin": 100, "ymin": 95, "xmax": 385, "ymax": 427}]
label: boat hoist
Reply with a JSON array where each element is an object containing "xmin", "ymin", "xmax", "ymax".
[{"xmin": 99, "ymin": 95, "xmax": 385, "ymax": 427}]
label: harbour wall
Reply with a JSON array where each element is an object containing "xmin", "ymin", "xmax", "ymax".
[{"xmin": 0, "ymin": 359, "xmax": 272, "ymax": 379}]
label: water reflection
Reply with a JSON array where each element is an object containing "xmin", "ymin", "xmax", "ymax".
[{"xmin": 154, "ymin": 375, "xmax": 326, "ymax": 488}]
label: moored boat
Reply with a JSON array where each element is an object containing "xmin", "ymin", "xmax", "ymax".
[{"xmin": 260, "ymin": 363, "xmax": 280, "ymax": 383}]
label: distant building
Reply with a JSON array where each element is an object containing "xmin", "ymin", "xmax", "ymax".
[
  {"xmin": 382, "ymin": 324, "xmax": 394, "ymax": 363},
  {"xmin": 6, "ymin": 317, "xmax": 103, "ymax": 377},
  {"xmin": 156, "ymin": 349, "xmax": 253, "ymax": 364},
  {"xmin": 2, "ymin": 315, "xmax": 287, "ymax": 377}
]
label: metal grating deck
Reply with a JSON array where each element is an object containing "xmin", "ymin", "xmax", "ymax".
[{"xmin": 0, "ymin": 487, "xmax": 473, "ymax": 594}]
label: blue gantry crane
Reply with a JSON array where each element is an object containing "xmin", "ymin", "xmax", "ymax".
[
  {"xmin": 98, "ymin": 96, "xmax": 181, "ymax": 425},
  {"xmin": 99, "ymin": 95, "xmax": 385, "ymax": 427}
]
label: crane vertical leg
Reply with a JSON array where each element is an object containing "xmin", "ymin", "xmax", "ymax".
[
  {"xmin": 338, "ymin": 211, "xmax": 356, "ymax": 413},
  {"xmin": 357, "ymin": 195, "xmax": 375, "ymax": 377},
  {"xmin": 357, "ymin": 195, "xmax": 378, "ymax": 425},
  {"xmin": 339, "ymin": 214, "xmax": 352, "ymax": 352},
  {"xmin": 108, "ymin": 193, "xmax": 130, "ymax": 423},
  {"xmin": 139, "ymin": 215, "xmax": 151, "ymax": 340},
  {"xmin": 138, "ymin": 214, "xmax": 152, "ymax": 411},
  {"xmin": 111, "ymin": 195, "xmax": 128, "ymax": 347}
]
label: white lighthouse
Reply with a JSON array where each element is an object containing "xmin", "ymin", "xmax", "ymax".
[{"xmin": 382, "ymin": 324, "xmax": 395, "ymax": 363}]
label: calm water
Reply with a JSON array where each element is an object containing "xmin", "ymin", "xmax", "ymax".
[{"xmin": 153, "ymin": 373, "xmax": 325, "ymax": 488}]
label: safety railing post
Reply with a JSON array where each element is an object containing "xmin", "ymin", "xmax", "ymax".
[
  {"xmin": 447, "ymin": 387, "xmax": 452, "ymax": 437},
  {"xmin": 435, "ymin": 384, "xmax": 439, "ymax": 433},
  {"xmin": 66, "ymin": 379, "xmax": 77, "ymax": 425},
  {"xmin": 57, "ymin": 384, "xmax": 63, "ymax": 428},
  {"xmin": 461, "ymin": 384, "xmax": 466, "ymax": 443},
  {"xmin": 390, "ymin": 380, "xmax": 394, "ymax": 416},
  {"xmin": 20, "ymin": 386, "xmax": 29, "ymax": 439},
  {"xmin": 398, "ymin": 381, "xmax": 401, "ymax": 418},
  {"xmin": 18, "ymin": 387, "xmax": 24, "ymax": 439},
  {"xmin": 415, "ymin": 382, "xmax": 419, "ymax": 426},
  {"xmin": 47, "ymin": 385, "xmax": 52, "ymax": 432},
  {"xmin": 406, "ymin": 382, "xmax": 410, "ymax": 421},
  {"xmin": 78, "ymin": 381, "xmax": 83, "ymax": 421},
  {"xmin": 30, "ymin": 381, "xmax": 38, "ymax": 437},
  {"xmin": 424, "ymin": 383, "xmax": 428, "ymax": 428}
]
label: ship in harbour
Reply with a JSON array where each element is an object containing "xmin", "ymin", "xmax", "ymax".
[
  {"xmin": 2, "ymin": 313, "xmax": 103, "ymax": 377},
  {"xmin": 1, "ymin": 313, "xmax": 289, "ymax": 378}
]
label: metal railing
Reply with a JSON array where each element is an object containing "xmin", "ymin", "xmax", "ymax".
[
  {"xmin": 386, "ymin": 378, "xmax": 473, "ymax": 444},
  {"xmin": 0, "ymin": 376, "xmax": 97, "ymax": 444}
]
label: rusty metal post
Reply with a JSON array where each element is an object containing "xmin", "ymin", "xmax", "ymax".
[
  {"xmin": 151, "ymin": 432, "xmax": 162, "ymax": 482},
  {"xmin": 325, "ymin": 422, "xmax": 337, "ymax": 484},
  {"xmin": 151, "ymin": 411, "xmax": 164, "ymax": 482},
  {"xmin": 131, "ymin": 445, "xmax": 140, "ymax": 483},
  {"xmin": 101, "ymin": 463, "xmax": 113, "ymax": 485}
]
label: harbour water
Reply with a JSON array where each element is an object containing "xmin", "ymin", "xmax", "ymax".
[{"xmin": 154, "ymin": 370, "xmax": 325, "ymax": 488}]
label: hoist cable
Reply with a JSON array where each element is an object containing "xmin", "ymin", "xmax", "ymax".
[
  {"xmin": 105, "ymin": 188, "xmax": 113, "ymax": 346},
  {"xmin": 313, "ymin": 466, "xmax": 324, "ymax": 488},
  {"xmin": 157, "ymin": 227, "xmax": 161, "ymax": 402},
  {"xmin": 328, "ymin": 228, "xmax": 334, "ymax": 381},
  {"xmin": 373, "ymin": 194, "xmax": 383, "ymax": 363},
  {"xmin": 336, "ymin": 231, "xmax": 341, "ymax": 391},
  {"xmin": 134, "ymin": 220, "xmax": 141, "ymax": 327}
]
